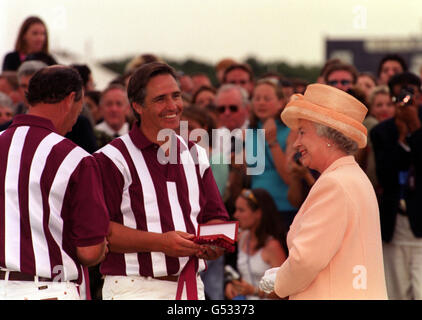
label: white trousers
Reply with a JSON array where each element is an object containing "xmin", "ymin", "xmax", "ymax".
[
  {"xmin": 0, "ymin": 279, "xmax": 80, "ymax": 300},
  {"xmin": 383, "ymin": 215, "xmax": 422, "ymax": 300},
  {"xmin": 102, "ymin": 275, "xmax": 205, "ymax": 300}
]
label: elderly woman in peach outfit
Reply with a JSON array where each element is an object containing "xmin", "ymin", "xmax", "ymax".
[{"xmin": 260, "ymin": 84, "xmax": 388, "ymax": 300}]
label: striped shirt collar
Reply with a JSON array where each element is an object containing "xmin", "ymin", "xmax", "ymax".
[
  {"xmin": 9, "ymin": 114, "xmax": 57, "ymax": 133},
  {"xmin": 129, "ymin": 121, "xmax": 156, "ymax": 150},
  {"xmin": 129, "ymin": 121, "xmax": 189, "ymax": 153}
]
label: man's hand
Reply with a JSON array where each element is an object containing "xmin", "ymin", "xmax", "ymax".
[
  {"xmin": 161, "ymin": 231, "xmax": 201, "ymax": 257},
  {"xmin": 395, "ymin": 102, "xmax": 421, "ymax": 141},
  {"xmin": 195, "ymin": 219, "xmax": 228, "ymax": 260},
  {"xmin": 196, "ymin": 245, "xmax": 225, "ymax": 260}
]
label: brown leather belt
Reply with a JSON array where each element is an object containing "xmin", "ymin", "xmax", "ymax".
[
  {"xmin": 153, "ymin": 275, "xmax": 179, "ymax": 282},
  {"xmin": 0, "ymin": 270, "xmax": 53, "ymax": 282}
]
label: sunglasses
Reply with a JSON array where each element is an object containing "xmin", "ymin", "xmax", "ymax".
[
  {"xmin": 241, "ymin": 189, "xmax": 258, "ymax": 205},
  {"xmin": 327, "ymin": 79, "xmax": 352, "ymax": 86},
  {"xmin": 0, "ymin": 111, "xmax": 12, "ymax": 118},
  {"xmin": 229, "ymin": 80, "xmax": 249, "ymax": 85},
  {"xmin": 217, "ymin": 104, "xmax": 239, "ymax": 114}
]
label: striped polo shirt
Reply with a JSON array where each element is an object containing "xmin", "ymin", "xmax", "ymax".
[
  {"xmin": 0, "ymin": 114, "xmax": 109, "ymax": 296},
  {"xmin": 94, "ymin": 123, "xmax": 229, "ymax": 277}
]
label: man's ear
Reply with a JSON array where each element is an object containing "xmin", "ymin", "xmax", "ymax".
[
  {"xmin": 63, "ymin": 91, "xmax": 76, "ymax": 112},
  {"xmin": 131, "ymin": 101, "xmax": 143, "ymax": 116}
]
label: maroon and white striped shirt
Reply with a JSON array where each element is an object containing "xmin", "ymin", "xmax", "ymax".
[
  {"xmin": 94, "ymin": 124, "xmax": 229, "ymax": 277},
  {"xmin": 0, "ymin": 115, "xmax": 109, "ymax": 297}
]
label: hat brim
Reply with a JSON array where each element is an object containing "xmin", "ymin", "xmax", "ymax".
[{"xmin": 281, "ymin": 98, "xmax": 367, "ymax": 148}]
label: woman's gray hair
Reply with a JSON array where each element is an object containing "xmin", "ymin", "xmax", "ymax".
[
  {"xmin": 313, "ymin": 122, "xmax": 359, "ymax": 155},
  {"xmin": 0, "ymin": 92, "xmax": 13, "ymax": 108}
]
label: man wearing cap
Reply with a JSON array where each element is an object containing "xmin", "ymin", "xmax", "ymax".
[
  {"xmin": 371, "ymin": 72, "xmax": 422, "ymax": 300},
  {"xmin": 260, "ymin": 84, "xmax": 387, "ymax": 299}
]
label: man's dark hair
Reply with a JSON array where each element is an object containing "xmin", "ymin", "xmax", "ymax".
[
  {"xmin": 377, "ymin": 54, "xmax": 408, "ymax": 77},
  {"xmin": 319, "ymin": 58, "xmax": 342, "ymax": 77},
  {"xmin": 127, "ymin": 62, "xmax": 178, "ymax": 121},
  {"xmin": 71, "ymin": 64, "xmax": 91, "ymax": 88},
  {"xmin": 222, "ymin": 63, "xmax": 254, "ymax": 83},
  {"xmin": 85, "ymin": 90, "xmax": 101, "ymax": 106},
  {"xmin": 323, "ymin": 62, "xmax": 359, "ymax": 84},
  {"xmin": 387, "ymin": 71, "xmax": 421, "ymax": 94},
  {"xmin": 25, "ymin": 52, "xmax": 58, "ymax": 66},
  {"xmin": 347, "ymin": 86, "xmax": 369, "ymax": 108},
  {"xmin": 182, "ymin": 105, "xmax": 216, "ymax": 148},
  {"xmin": 192, "ymin": 85, "xmax": 216, "ymax": 105},
  {"xmin": 239, "ymin": 188, "xmax": 288, "ymax": 254},
  {"xmin": 26, "ymin": 66, "xmax": 83, "ymax": 105}
]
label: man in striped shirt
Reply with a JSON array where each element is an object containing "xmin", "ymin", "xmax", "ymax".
[
  {"xmin": 0, "ymin": 66, "xmax": 109, "ymax": 300},
  {"xmin": 95, "ymin": 62, "xmax": 229, "ymax": 300}
]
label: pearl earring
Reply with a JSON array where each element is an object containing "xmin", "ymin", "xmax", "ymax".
[{"xmin": 327, "ymin": 143, "xmax": 331, "ymax": 147}]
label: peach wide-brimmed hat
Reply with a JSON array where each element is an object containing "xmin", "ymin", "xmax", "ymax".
[{"xmin": 280, "ymin": 84, "xmax": 368, "ymax": 148}]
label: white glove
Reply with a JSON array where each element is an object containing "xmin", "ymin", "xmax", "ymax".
[{"xmin": 259, "ymin": 267, "xmax": 279, "ymax": 294}]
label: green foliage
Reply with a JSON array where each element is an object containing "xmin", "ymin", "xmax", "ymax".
[
  {"xmin": 101, "ymin": 58, "xmax": 131, "ymax": 75},
  {"xmin": 100, "ymin": 55, "xmax": 322, "ymax": 86},
  {"xmin": 166, "ymin": 58, "xmax": 219, "ymax": 85}
]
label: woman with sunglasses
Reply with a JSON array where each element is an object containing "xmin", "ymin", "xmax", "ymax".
[
  {"xmin": 225, "ymin": 189, "xmax": 287, "ymax": 300},
  {"xmin": 246, "ymin": 78, "xmax": 297, "ymax": 228},
  {"xmin": 2, "ymin": 16, "xmax": 51, "ymax": 71}
]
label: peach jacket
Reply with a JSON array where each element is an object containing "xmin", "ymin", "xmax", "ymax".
[{"xmin": 274, "ymin": 156, "xmax": 388, "ymax": 299}]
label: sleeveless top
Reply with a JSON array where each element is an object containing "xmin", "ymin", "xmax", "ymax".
[{"xmin": 237, "ymin": 231, "xmax": 272, "ymax": 300}]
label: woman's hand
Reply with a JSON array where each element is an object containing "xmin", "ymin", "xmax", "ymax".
[
  {"xmin": 225, "ymin": 282, "xmax": 239, "ymax": 300},
  {"xmin": 232, "ymin": 279, "xmax": 255, "ymax": 296},
  {"xmin": 289, "ymin": 159, "xmax": 308, "ymax": 178},
  {"xmin": 263, "ymin": 118, "xmax": 278, "ymax": 145},
  {"xmin": 196, "ymin": 245, "xmax": 225, "ymax": 260}
]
